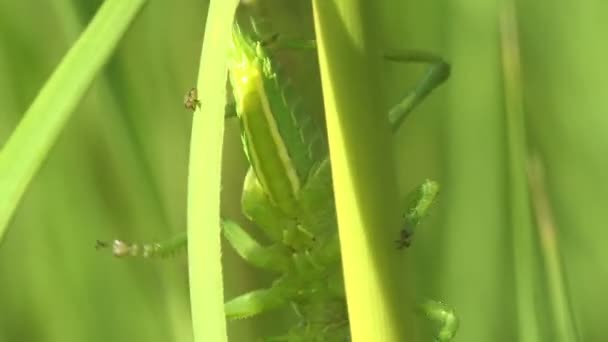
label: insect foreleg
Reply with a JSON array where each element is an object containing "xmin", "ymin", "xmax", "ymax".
[
  {"xmin": 96, "ymin": 232, "xmax": 187, "ymax": 258},
  {"xmin": 224, "ymin": 286, "xmax": 291, "ymax": 320},
  {"xmin": 222, "ymin": 219, "xmax": 288, "ymax": 272},
  {"xmin": 384, "ymin": 50, "xmax": 451, "ymax": 132}
]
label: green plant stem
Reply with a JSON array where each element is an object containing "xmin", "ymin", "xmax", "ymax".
[
  {"xmin": 527, "ymin": 155, "xmax": 579, "ymax": 342},
  {"xmin": 312, "ymin": 0, "xmax": 412, "ymax": 340},
  {"xmin": 0, "ymin": 0, "xmax": 146, "ymax": 243},
  {"xmin": 499, "ymin": 2, "xmax": 542, "ymax": 341},
  {"xmin": 186, "ymin": 1, "xmax": 238, "ymax": 342}
]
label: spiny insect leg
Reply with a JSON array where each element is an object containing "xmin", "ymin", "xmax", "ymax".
[
  {"xmin": 224, "ymin": 286, "xmax": 291, "ymax": 320},
  {"xmin": 96, "ymin": 232, "xmax": 187, "ymax": 258},
  {"xmin": 396, "ymin": 180, "xmax": 440, "ymax": 249},
  {"xmin": 222, "ymin": 219, "xmax": 288, "ymax": 272},
  {"xmin": 384, "ymin": 50, "xmax": 450, "ymax": 132},
  {"xmin": 417, "ymin": 299, "xmax": 459, "ymax": 342}
]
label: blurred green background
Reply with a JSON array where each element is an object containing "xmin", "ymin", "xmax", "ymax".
[{"xmin": 1, "ymin": 0, "xmax": 607, "ymax": 341}]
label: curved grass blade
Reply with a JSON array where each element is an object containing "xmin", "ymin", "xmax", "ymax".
[
  {"xmin": 186, "ymin": 1, "xmax": 239, "ymax": 341},
  {"xmin": 0, "ymin": 0, "xmax": 147, "ymax": 243}
]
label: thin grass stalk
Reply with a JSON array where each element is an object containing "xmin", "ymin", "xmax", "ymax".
[
  {"xmin": 499, "ymin": 2, "xmax": 543, "ymax": 341},
  {"xmin": 186, "ymin": 1, "xmax": 239, "ymax": 341},
  {"xmin": 528, "ymin": 155, "xmax": 580, "ymax": 342}
]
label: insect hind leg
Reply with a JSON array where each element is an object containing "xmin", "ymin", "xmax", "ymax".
[
  {"xmin": 384, "ymin": 50, "xmax": 451, "ymax": 132},
  {"xmin": 222, "ymin": 219, "xmax": 289, "ymax": 273},
  {"xmin": 224, "ymin": 287, "xmax": 290, "ymax": 320}
]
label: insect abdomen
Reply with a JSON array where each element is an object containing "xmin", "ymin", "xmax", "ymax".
[{"xmin": 228, "ymin": 23, "xmax": 324, "ymax": 215}]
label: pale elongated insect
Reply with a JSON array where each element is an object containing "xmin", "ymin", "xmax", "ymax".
[{"xmin": 99, "ymin": 18, "xmax": 457, "ymax": 341}]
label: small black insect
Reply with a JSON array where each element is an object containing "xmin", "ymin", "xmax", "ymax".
[{"xmin": 184, "ymin": 87, "xmax": 201, "ymax": 111}]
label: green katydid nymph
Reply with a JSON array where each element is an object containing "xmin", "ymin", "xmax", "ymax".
[{"xmin": 98, "ymin": 18, "xmax": 457, "ymax": 342}]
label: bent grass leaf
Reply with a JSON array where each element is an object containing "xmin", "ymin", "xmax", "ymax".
[{"xmin": 0, "ymin": 0, "xmax": 147, "ymax": 243}]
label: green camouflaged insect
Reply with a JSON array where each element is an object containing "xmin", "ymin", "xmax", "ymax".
[{"xmin": 100, "ymin": 19, "xmax": 457, "ymax": 342}]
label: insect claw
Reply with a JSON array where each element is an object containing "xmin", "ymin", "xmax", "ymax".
[
  {"xmin": 395, "ymin": 229, "xmax": 413, "ymax": 249},
  {"xmin": 95, "ymin": 240, "xmax": 109, "ymax": 250}
]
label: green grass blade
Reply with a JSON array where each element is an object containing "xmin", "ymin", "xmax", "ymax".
[
  {"xmin": 186, "ymin": 1, "xmax": 238, "ymax": 341},
  {"xmin": 518, "ymin": 0, "xmax": 608, "ymax": 339},
  {"xmin": 438, "ymin": 1, "xmax": 512, "ymax": 340},
  {"xmin": 528, "ymin": 156, "xmax": 580, "ymax": 342},
  {"xmin": 312, "ymin": 1, "xmax": 412, "ymax": 340},
  {"xmin": 0, "ymin": 0, "xmax": 146, "ymax": 242},
  {"xmin": 500, "ymin": 3, "xmax": 545, "ymax": 341},
  {"xmin": 502, "ymin": 3, "xmax": 579, "ymax": 341}
]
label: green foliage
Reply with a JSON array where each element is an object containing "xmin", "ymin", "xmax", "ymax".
[
  {"xmin": 0, "ymin": 0, "xmax": 147, "ymax": 242},
  {"xmin": 96, "ymin": 4, "xmax": 451, "ymax": 340},
  {"xmin": 0, "ymin": 0, "xmax": 605, "ymax": 341}
]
